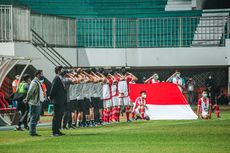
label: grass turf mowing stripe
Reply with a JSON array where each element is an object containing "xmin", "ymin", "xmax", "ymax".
[{"xmin": 0, "ymin": 112, "xmax": 229, "ymax": 153}]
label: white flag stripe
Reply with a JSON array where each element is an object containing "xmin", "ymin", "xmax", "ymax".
[{"xmin": 146, "ymin": 104, "xmax": 198, "ymax": 120}]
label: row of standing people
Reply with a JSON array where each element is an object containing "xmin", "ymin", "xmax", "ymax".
[
  {"xmin": 50, "ymin": 66, "xmax": 140, "ymax": 136},
  {"xmin": 13, "ymin": 70, "xmax": 46, "ymax": 136},
  {"xmin": 11, "ymin": 67, "xmax": 220, "ymax": 136}
]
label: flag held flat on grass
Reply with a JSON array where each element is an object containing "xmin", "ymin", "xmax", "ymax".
[{"xmin": 129, "ymin": 83, "xmax": 198, "ymax": 120}]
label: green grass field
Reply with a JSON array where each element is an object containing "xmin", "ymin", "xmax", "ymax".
[{"xmin": 0, "ymin": 112, "xmax": 230, "ymax": 153}]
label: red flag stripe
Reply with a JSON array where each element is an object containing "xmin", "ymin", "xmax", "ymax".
[{"xmin": 129, "ymin": 83, "xmax": 188, "ymax": 105}]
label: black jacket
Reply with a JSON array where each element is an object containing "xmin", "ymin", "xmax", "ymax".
[{"xmin": 50, "ymin": 75, "xmax": 67, "ymax": 106}]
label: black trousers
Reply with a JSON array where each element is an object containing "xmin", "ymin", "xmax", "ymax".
[
  {"xmin": 52, "ymin": 104, "xmax": 64, "ymax": 134},
  {"xmin": 17, "ymin": 102, "xmax": 29, "ymax": 128},
  {"xmin": 63, "ymin": 102, "xmax": 72, "ymax": 128}
]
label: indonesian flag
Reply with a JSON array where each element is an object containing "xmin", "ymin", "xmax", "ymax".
[{"xmin": 129, "ymin": 83, "xmax": 198, "ymax": 120}]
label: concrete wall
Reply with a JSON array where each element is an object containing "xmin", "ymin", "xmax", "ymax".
[
  {"xmin": 77, "ymin": 39, "xmax": 230, "ymax": 67},
  {"xmin": 77, "ymin": 48, "xmax": 127, "ymax": 67},
  {"xmin": 14, "ymin": 43, "xmax": 77, "ymax": 81},
  {"xmin": 1, "ymin": 40, "xmax": 230, "ymax": 81},
  {"xmin": 0, "ymin": 43, "xmax": 15, "ymax": 56}
]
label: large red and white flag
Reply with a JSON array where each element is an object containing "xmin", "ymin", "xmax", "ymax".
[{"xmin": 129, "ymin": 82, "xmax": 198, "ymax": 120}]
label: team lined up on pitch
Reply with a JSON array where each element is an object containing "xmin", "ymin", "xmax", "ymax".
[{"xmin": 14, "ymin": 66, "xmax": 215, "ymax": 136}]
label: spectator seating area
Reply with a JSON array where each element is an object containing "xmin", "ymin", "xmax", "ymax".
[{"xmin": 1, "ymin": 0, "xmax": 229, "ymax": 48}]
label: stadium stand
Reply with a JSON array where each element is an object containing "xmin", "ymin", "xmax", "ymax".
[
  {"xmin": 0, "ymin": 0, "xmax": 229, "ymax": 125},
  {"xmin": 1, "ymin": 0, "xmax": 229, "ymax": 48},
  {"xmin": 11, "ymin": 0, "xmax": 169, "ymax": 17},
  {"xmin": 165, "ymin": 0, "xmax": 193, "ymax": 11},
  {"xmin": 192, "ymin": 11, "xmax": 229, "ymax": 46},
  {"xmin": 76, "ymin": 10, "xmax": 202, "ymax": 48}
]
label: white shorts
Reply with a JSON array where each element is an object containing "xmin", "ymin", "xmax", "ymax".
[
  {"xmin": 201, "ymin": 111, "xmax": 209, "ymax": 118},
  {"xmin": 133, "ymin": 107, "xmax": 148, "ymax": 118},
  {"xmin": 134, "ymin": 108, "xmax": 140, "ymax": 115},
  {"xmin": 103, "ymin": 99, "xmax": 112, "ymax": 109},
  {"xmin": 112, "ymin": 96, "xmax": 119, "ymax": 107},
  {"xmin": 119, "ymin": 97, "xmax": 131, "ymax": 106}
]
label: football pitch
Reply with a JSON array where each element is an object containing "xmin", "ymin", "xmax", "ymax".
[{"xmin": 0, "ymin": 112, "xmax": 229, "ymax": 153}]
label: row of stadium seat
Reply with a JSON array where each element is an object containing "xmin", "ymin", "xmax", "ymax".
[
  {"xmin": 76, "ymin": 10, "xmax": 202, "ymax": 47},
  {"xmin": 6, "ymin": 1, "xmax": 229, "ymax": 48},
  {"xmin": 16, "ymin": 0, "xmax": 168, "ymax": 17},
  {"xmin": 0, "ymin": 0, "xmax": 202, "ymax": 47}
]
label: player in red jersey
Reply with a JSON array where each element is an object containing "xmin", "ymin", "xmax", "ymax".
[
  {"xmin": 132, "ymin": 91, "xmax": 149, "ymax": 120},
  {"xmin": 197, "ymin": 90, "xmax": 212, "ymax": 119},
  {"xmin": 100, "ymin": 72, "xmax": 113, "ymax": 125},
  {"xmin": 109, "ymin": 73, "xmax": 120, "ymax": 123},
  {"xmin": 144, "ymin": 73, "xmax": 160, "ymax": 84},
  {"xmin": 117, "ymin": 68, "xmax": 138, "ymax": 122}
]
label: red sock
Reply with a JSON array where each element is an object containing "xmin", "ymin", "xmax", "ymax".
[
  {"xmin": 110, "ymin": 108, "xmax": 113, "ymax": 122},
  {"xmin": 105, "ymin": 109, "xmax": 109, "ymax": 122},
  {"xmin": 103, "ymin": 110, "xmax": 106, "ymax": 122},
  {"xmin": 107, "ymin": 110, "xmax": 110, "ymax": 123},
  {"xmin": 132, "ymin": 112, "xmax": 135, "ymax": 119},
  {"xmin": 141, "ymin": 109, "xmax": 145, "ymax": 119},
  {"xmin": 102, "ymin": 110, "xmax": 105, "ymax": 122},
  {"xmin": 215, "ymin": 105, "xmax": 220, "ymax": 118},
  {"xmin": 141, "ymin": 113, "xmax": 145, "ymax": 119},
  {"xmin": 112, "ymin": 107, "xmax": 115, "ymax": 121},
  {"xmin": 126, "ymin": 112, "xmax": 130, "ymax": 121}
]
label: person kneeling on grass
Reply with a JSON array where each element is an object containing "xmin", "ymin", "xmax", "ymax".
[
  {"xmin": 132, "ymin": 91, "xmax": 150, "ymax": 120},
  {"xmin": 197, "ymin": 90, "xmax": 212, "ymax": 119}
]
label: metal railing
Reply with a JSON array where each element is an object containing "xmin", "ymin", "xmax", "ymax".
[
  {"xmin": 0, "ymin": 5, "xmax": 30, "ymax": 42},
  {"xmin": 0, "ymin": 5, "xmax": 76, "ymax": 47},
  {"xmin": 31, "ymin": 29, "xmax": 73, "ymax": 67},
  {"xmin": 1, "ymin": 5, "xmax": 230, "ymax": 48},
  {"xmin": 31, "ymin": 14, "xmax": 76, "ymax": 47},
  {"xmin": 227, "ymin": 17, "xmax": 230, "ymax": 38},
  {"xmin": 0, "ymin": 5, "xmax": 13, "ymax": 42},
  {"xmin": 12, "ymin": 6, "xmax": 30, "ymax": 42},
  {"xmin": 76, "ymin": 16, "xmax": 230, "ymax": 48}
]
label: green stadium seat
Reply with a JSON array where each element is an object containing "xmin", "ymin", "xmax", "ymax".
[{"xmin": 0, "ymin": 0, "xmax": 202, "ymax": 48}]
